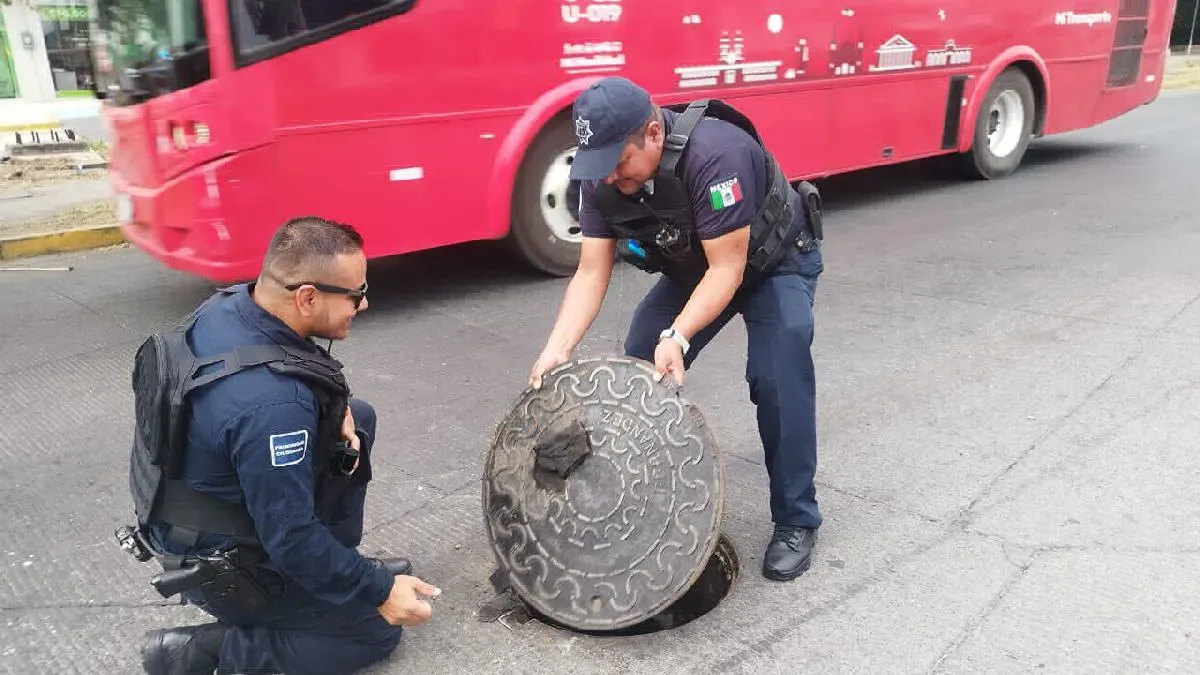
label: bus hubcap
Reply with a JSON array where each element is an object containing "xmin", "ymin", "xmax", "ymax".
[
  {"xmin": 540, "ymin": 148, "xmax": 582, "ymax": 243},
  {"xmin": 987, "ymin": 90, "xmax": 1025, "ymax": 158}
]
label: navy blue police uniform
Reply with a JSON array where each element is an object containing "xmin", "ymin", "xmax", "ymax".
[
  {"xmin": 143, "ymin": 284, "xmax": 402, "ymax": 675},
  {"xmin": 569, "ymin": 77, "xmax": 824, "ymax": 578}
]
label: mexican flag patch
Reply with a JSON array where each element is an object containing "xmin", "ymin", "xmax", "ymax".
[{"xmin": 708, "ymin": 177, "xmax": 743, "ymax": 211}]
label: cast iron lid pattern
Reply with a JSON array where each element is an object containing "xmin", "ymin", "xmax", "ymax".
[{"xmin": 483, "ymin": 355, "xmax": 725, "ymax": 631}]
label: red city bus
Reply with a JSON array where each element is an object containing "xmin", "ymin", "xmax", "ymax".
[{"xmin": 88, "ymin": 0, "xmax": 1176, "ymax": 282}]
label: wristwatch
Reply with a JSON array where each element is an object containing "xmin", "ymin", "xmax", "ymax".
[{"xmin": 658, "ymin": 328, "xmax": 690, "ymax": 355}]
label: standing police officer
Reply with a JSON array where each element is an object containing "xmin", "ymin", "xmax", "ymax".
[
  {"xmin": 529, "ymin": 77, "xmax": 825, "ymax": 582},
  {"xmin": 125, "ymin": 217, "xmax": 439, "ymax": 675}
]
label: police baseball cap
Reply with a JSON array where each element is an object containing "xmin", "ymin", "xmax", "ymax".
[{"xmin": 569, "ymin": 77, "xmax": 654, "ymax": 181}]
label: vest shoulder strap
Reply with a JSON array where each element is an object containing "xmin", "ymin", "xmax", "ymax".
[
  {"xmin": 177, "ymin": 284, "xmax": 347, "ymax": 398},
  {"xmin": 660, "ymin": 99, "xmax": 710, "ymax": 177},
  {"xmin": 180, "ymin": 343, "xmax": 292, "ymax": 394}
]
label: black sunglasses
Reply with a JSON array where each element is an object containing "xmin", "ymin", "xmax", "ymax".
[{"xmin": 284, "ymin": 280, "xmax": 368, "ymax": 309}]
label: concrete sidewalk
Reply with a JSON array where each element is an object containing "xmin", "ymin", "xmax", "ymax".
[
  {"xmin": 0, "ymin": 164, "xmax": 118, "ymax": 261},
  {"xmin": 0, "ymin": 97, "xmax": 102, "ymax": 128},
  {"xmin": 0, "ymin": 98, "xmax": 104, "ymax": 151},
  {"xmin": 0, "ymin": 176, "xmax": 112, "ymax": 226},
  {"xmin": 0, "ymin": 98, "xmax": 112, "ymax": 263}
]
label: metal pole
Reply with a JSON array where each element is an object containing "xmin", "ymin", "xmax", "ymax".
[{"xmin": 1190, "ymin": 0, "xmax": 1199, "ymax": 56}]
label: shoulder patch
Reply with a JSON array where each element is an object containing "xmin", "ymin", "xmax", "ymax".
[
  {"xmin": 270, "ymin": 430, "xmax": 308, "ymax": 467},
  {"xmin": 708, "ymin": 177, "xmax": 744, "ymax": 211}
]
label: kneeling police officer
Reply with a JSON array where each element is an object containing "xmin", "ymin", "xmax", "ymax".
[
  {"xmin": 530, "ymin": 77, "xmax": 826, "ymax": 582},
  {"xmin": 118, "ymin": 217, "xmax": 439, "ymax": 675}
]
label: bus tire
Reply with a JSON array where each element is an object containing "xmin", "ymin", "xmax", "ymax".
[
  {"xmin": 955, "ymin": 68, "xmax": 1036, "ymax": 180},
  {"xmin": 508, "ymin": 115, "xmax": 582, "ymax": 277}
]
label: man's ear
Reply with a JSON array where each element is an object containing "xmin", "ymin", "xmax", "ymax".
[
  {"xmin": 647, "ymin": 120, "xmax": 664, "ymax": 148},
  {"xmin": 294, "ymin": 285, "xmax": 319, "ymax": 316}
]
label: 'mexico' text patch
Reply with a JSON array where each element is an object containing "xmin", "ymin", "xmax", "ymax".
[
  {"xmin": 708, "ymin": 177, "xmax": 743, "ymax": 211},
  {"xmin": 270, "ymin": 430, "xmax": 308, "ymax": 467}
]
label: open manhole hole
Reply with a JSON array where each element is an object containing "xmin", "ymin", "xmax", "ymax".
[{"xmin": 480, "ymin": 534, "xmax": 740, "ymax": 637}]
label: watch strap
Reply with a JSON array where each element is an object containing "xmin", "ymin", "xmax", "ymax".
[{"xmin": 658, "ymin": 328, "xmax": 690, "ymax": 354}]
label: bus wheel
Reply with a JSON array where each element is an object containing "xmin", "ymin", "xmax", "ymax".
[
  {"xmin": 955, "ymin": 68, "xmax": 1036, "ymax": 180},
  {"xmin": 509, "ymin": 117, "xmax": 582, "ymax": 277}
]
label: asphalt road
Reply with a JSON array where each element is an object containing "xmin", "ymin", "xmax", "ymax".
[{"xmin": 3, "ymin": 90, "xmax": 1200, "ymax": 674}]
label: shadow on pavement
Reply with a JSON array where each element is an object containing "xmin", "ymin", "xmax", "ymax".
[
  {"xmin": 808, "ymin": 156, "xmax": 963, "ymax": 212},
  {"xmin": 808, "ymin": 138, "xmax": 1135, "ymax": 213},
  {"xmin": 1019, "ymin": 138, "xmax": 1133, "ymax": 169}
]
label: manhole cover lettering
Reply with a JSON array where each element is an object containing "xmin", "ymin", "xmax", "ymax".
[{"xmin": 483, "ymin": 356, "xmax": 725, "ymax": 631}]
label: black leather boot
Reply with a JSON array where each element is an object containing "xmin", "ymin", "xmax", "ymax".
[
  {"xmin": 138, "ymin": 621, "xmax": 226, "ymax": 675},
  {"xmin": 369, "ymin": 556, "xmax": 413, "ymax": 577},
  {"xmin": 762, "ymin": 525, "xmax": 818, "ymax": 581}
]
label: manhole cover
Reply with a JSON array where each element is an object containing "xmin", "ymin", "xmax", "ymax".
[
  {"xmin": 483, "ymin": 355, "xmax": 726, "ymax": 632},
  {"xmin": 528, "ymin": 533, "xmax": 739, "ymax": 636}
]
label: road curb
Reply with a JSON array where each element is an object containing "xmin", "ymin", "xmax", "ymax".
[{"xmin": 0, "ymin": 224, "xmax": 125, "ymax": 261}]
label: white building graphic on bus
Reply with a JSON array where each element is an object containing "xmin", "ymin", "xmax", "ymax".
[
  {"xmin": 925, "ymin": 39, "xmax": 973, "ymax": 67},
  {"xmin": 870, "ymin": 34, "xmax": 919, "ymax": 71}
]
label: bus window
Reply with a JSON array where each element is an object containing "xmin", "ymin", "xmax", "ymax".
[
  {"xmin": 93, "ymin": 0, "xmax": 209, "ymax": 105},
  {"xmin": 230, "ymin": 0, "xmax": 418, "ymax": 66}
]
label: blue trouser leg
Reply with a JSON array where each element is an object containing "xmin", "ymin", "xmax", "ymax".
[
  {"xmin": 624, "ymin": 275, "xmax": 738, "ymax": 365},
  {"xmin": 742, "ymin": 254, "xmax": 822, "ymax": 529},
  {"xmin": 623, "ymin": 250, "xmax": 823, "ymax": 530},
  {"xmin": 206, "ymin": 398, "xmax": 401, "ymax": 675},
  {"xmin": 217, "ymin": 597, "xmax": 402, "ymax": 675}
]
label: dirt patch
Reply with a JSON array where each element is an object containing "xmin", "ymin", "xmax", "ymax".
[
  {"xmin": 1164, "ymin": 58, "xmax": 1200, "ymax": 90},
  {"xmin": 2, "ymin": 155, "xmax": 109, "ymax": 189},
  {"xmin": 0, "ymin": 198, "xmax": 116, "ymax": 240},
  {"xmin": 0, "ymin": 148, "xmax": 115, "ymax": 239},
  {"xmin": 1164, "ymin": 72, "xmax": 1200, "ymax": 91},
  {"xmin": 1163, "ymin": 74, "xmax": 1200, "ymax": 90}
]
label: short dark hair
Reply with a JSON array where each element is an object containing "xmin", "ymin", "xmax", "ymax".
[
  {"xmin": 628, "ymin": 105, "xmax": 662, "ymax": 149},
  {"xmin": 260, "ymin": 216, "xmax": 364, "ymax": 282}
]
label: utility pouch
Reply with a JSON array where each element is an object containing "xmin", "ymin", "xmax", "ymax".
[{"xmin": 796, "ymin": 180, "xmax": 824, "ymax": 241}]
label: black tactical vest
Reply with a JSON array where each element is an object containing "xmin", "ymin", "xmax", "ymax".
[
  {"xmin": 128, "ymin": 284, "xmax": 352, "ymax": 556},
  {"xmin": 591, "ymin": 99, "xmax": 822, "ymax": 286}
]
